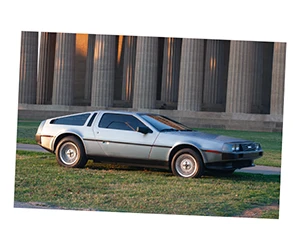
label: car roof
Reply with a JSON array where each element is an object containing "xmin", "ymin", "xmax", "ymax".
[
  {"xmin": 95, "ymin": 110, "xmax": 158, "ymax": 116},
  {"xmin": 46, "ymin": 110, "xmax": 161, "ymax": 121}
]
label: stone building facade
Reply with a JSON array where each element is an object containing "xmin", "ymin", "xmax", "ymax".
[{"xmin": 18, "ymin": 31, "xmax": 286, "ymax": 132}]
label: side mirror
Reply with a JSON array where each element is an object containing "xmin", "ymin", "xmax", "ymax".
[{"xmin": 137, "ymin": 126, "xmax": 152, "ymax": 134}]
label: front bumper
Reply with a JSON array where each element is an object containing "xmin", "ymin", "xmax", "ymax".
[
  {"xmin": 203, "ymin": 151, "xmax": 263, "ymax": 170},
  {"xmin": 222, "ymin": 151, "xmax": 263, "ymax": 160},
  {"xmin": 205, "ymin": 160, "xmax": 255, "ymax": 171}
]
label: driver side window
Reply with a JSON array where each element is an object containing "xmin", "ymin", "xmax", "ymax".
[{"xmin": 99, "ymin": 113, "xmax": 145, "ymax": 131}]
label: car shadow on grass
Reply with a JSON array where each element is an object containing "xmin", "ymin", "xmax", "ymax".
[
  {"xmin": 84, "ymin": 161, "xmax": 280, "ymax": 183},
  {"xmin": 85, "ymin": 161, "xmax": 171, "ymax": 174}
]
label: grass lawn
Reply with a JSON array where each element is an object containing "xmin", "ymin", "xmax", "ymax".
[
  {"xmin": 17, "ymin": 120, "xmax": 40, "ymax": 144},
  {"xmin": 17, "ymin": 120, "xmax": 283, "ymax": 167},
  {"xmin": 14, "ymin": 151, "xmax": 280, "ymax": 218}
]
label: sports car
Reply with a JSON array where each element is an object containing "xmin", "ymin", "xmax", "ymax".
[{"xmin": 35, "ymin": 110, "xmax": 263, "ymax": 178}]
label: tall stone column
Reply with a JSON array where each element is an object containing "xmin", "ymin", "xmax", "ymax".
[
  {"xmin": 177, "ymin": 38, "xmax": 205, "ymax": 111},
  {"xmin": 74, "ymin": 34, "xmax": 89, "ymax": 105},
  {"xmin": 161, "ymin": 38, "xmax": 181, "ymax": 103},
  {"xmin": 52, "ymin": 33, "xmax": 76, "ymax": 105},
  {"xmin": 226, "ymin": 41, "xmax": 258, "ymax": 113},
  {"xmin": 270, "ymin": 42, "xmax": 286, "ymax": 115},
  {"xmin": 132, "ymin": 37, "xmax": 158, "ymax": 109},
  {"xmin": 84, "ymin": 34, "xmax": 95, "ymax": 104},
  {"xmin": 122, "ymin": 36, "xmax": 137, "ymax": 102},
  {"xmin": 36, "ymin": 32, "xmax": 56, "ymax": 104},
  {"xmin": 19, "ymin": 31, "xmax": 38, "ymax": 104},
  {"xmin": 91, "ymin": 35, "xmax": 116, "ymax": 107}
]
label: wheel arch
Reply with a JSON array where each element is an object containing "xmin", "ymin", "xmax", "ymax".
[
  {"xmin": 53, "ymin": 132, "xmax": 86, "ymax": 154},
  {"xmin": 168, "ymin": 143, "xmax": 205, "ymax": 169}
]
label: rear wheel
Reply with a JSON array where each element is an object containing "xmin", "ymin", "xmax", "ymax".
[
  {"xmin": 56, "ymin": 136, "xmax": 87, "ymax": 168},
  {"xmin": 171, "ymin": 149, "xmax": 204, "ymax": 178}
]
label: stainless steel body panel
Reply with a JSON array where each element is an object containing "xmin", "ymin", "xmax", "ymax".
[
  {"xmin": 92, "ymin": 127, "xmax": 160, "ymax": 159},
  {"xmin": 36, "ymin": 110, "xmax": 263, "ymax": 172}
]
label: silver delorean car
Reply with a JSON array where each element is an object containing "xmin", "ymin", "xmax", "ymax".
[{"xmin": 35, "ymin": 110, "xmax": 263, "ymax": 178}]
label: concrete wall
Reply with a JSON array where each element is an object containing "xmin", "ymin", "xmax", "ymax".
[{"xmin": 18, "ymin": 104, "xmax": 283, "ymax": 132}]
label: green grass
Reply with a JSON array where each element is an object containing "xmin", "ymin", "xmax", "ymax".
[
  {"xmin": 260, "ymin": 208, "xmax": 280, "ymax": 219},
  {"xmin": 17, "ymin": 120, "xmax": 283, "ymax": 167},
  {"xmin": 17, "ymin": 120, "xmax": 40, "ymax": 144},
  {"xmin": 14, "ymin": 151, "xmax": 280, "ymax": 218}
]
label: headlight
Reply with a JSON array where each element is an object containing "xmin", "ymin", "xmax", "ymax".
[
  {"xmin": 222, "ymin": 143, "xmax": 240, "ymax": 152},
  {"xmin": 254, "ymin": 143, "xmax": 261, "ymax": 150}
]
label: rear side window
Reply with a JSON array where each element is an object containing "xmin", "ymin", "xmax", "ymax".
[
  {"xmin": 99, "ymin": 113, "xmax": 144, "ymax": 131},
  {"xmin": 87, "ymin": 113, "xmax": 97, "ymax": 127},
  {"xmin": 50, "ymin": 113, "xmax": 91, "ymax": 126}
]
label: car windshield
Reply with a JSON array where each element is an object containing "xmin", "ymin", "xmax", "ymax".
[{"xmin": 141, "ymin": 114, "xmax": 193, "ymax": 132}]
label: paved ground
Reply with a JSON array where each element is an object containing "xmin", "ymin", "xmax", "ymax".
[
  {"xmin": 16, "ymin": 143, "xmax": 281, "ymax": 175},
  {"xmin": 14, "ymin": 201, "xmax": 58, "ymax": 209},
  {"xmin": 17, "ymin": 143, "xmax": 49, "ymax": 152},
  {"xmin": 236, "ymin": 165, "xmax": 280, "ymax": 175}
]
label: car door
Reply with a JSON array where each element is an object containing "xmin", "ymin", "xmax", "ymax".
[{"xmin": 93, "ymin": 113, "xmax": 159, "ymax": 160}]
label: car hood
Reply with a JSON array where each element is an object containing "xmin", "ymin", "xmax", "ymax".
[
  {"xmin": 155, "ymin": 130, "xmax": 251, "ymax": 148},
  {"xmin": 178, "ymin": 131, "xmax": 250, "ymax": 143}
]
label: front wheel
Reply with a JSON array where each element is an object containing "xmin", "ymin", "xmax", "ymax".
[
  {"xmin": 56, "ymin": 136, "xmax": 87, "ymax": 168},
  {"xmin": 171, "ymin": 149, "xmax": 204, "ymax": 178}
]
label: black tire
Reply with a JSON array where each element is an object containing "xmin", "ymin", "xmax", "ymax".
[
  {"xmin": 55, "ymin": 136, "xmax": 87, "ymax": 168},
  {"xmin": 171, "ymin": 149, "xmax": 204, "ymax": 178}
]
